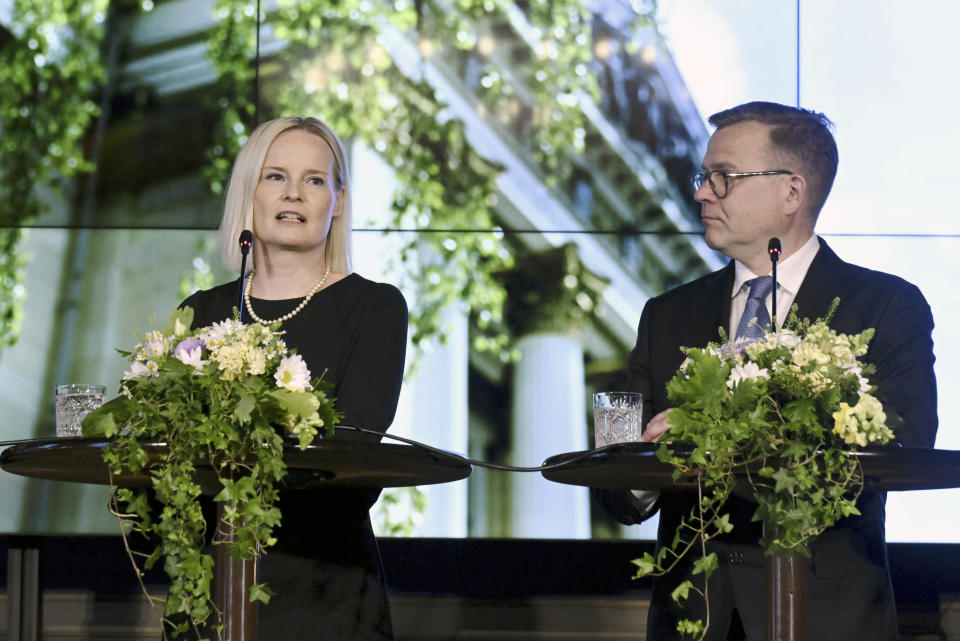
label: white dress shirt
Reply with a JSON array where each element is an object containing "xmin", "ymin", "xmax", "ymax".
[
  {"xmin": 729, "ymin": 234, "xmax": 821, "ymax": 334},
  {"xmin": 630, "ymin": 235, "xmax": 821, "ymax": 510}
]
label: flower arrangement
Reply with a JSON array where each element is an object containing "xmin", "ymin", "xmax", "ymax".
[
  {"xmin": 83, "ymin": 307, "xmax": 341, "ymax": 639},
  {"xmin": 632, "ymin": 303, "xmax": 895, "ymax": 639}
]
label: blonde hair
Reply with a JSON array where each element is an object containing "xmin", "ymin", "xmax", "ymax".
[{"xmin": 218, "ymin": 116, "xmax": 353, "ymax": 274}]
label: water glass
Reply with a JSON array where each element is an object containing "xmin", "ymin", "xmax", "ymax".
[
  {"xmin": 55, "ymin": 384, "xmax": 106, "ymax": 437},
  {"xmin": 593, "ymin": 391, "xmax": 643, "ymax": 448}
]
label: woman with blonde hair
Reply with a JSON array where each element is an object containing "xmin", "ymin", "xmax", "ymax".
[{"xmin": 181, "ymin": 116, "xmax": 407, "ymax": 640}]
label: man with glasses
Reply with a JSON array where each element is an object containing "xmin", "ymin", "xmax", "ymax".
[{"xmin": 597, "ymin": 101, "xmax": 937, "ymax": 640}]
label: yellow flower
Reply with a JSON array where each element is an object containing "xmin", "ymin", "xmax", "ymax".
[
  {"xmin": 793, "ymin": 342, "xmax": 830, "ymax": 367},
  {"xmin": 832, "ymin": 394, "xmax": 891, "ymax": 446},
  {"xmin": 246, "ymin": 347, "xmax": 267, "ymax": 376},
  {"xmin": 214, "ymin": 343, "xmax": 246, "ymax": 379}
]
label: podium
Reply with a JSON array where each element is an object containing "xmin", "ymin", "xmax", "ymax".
[
  {"xmin": 542, "ymin": 442, "xmax": 960, "ymax": 641},
  {"xmin": 1, "ymin": 429, "xmax": 472, "ymax": 641}
]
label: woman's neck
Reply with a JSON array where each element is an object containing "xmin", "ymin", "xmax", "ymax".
[{"xmin": 250, "ymin": 251, "xmax": 331, "ymax": 300}]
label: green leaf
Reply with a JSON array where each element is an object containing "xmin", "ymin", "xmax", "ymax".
[
  {"xmin": 82, "ymin": 396, "xmax": 133, "ymax": 437},
  {"xmin": 671, "ymin": 580, "xmax": 695, "ymax": 603},
  {"xmin": 772, "ymin": 467, "xmax": 800, "ymax": 494},
  {"xmin": 677, "ymin": 619, "xmax": 705, "ymax": 637},
  {"xmin": 268, "ymin": 388, "xmax": 318, "ymax": 417},
  {"xmin": 631, "ymin": 553, "xmax": 657, "ymax": 577},
  {"xmin": 167, "ymin": 306, "xmax": 195, "ymax": 336},
  {"xmin": 235, "ymin": 392, "xmax": 256, "ymax": 424},
  {"xmin": 692, "ymin": 552, "xmax": 718, "ymax": 578},
  {"xmin": 249, "ymin": 582, "xmax": 275, "ymax": 605},
  {"xmin": 713, "ymin": 513, "xmax": 734, "ymax": 535}
]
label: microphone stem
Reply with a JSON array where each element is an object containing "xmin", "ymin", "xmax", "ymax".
[
  {"xmin": 771, "ymin": 259, "xmax": 778, "ymax": 331},
  {"xmin": 238, "ymin": 253, "xmax": 249, "ymax": 323}
]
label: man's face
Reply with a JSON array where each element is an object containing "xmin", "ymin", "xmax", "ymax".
[{"xmin": 696, "ymin": 121, "xmax": 797, "ymax": 266}]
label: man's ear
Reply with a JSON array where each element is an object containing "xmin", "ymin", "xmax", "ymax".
[{"xmin": 784, "ymin": 173, "xmax": 807, "ymax": 215}]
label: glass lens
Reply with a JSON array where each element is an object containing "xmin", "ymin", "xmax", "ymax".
[{"xmin": 708, "ymin": 171, "xmax": 727, "ymax": 198}]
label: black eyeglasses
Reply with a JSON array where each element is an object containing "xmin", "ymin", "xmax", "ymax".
[{"xmin": 693, "ymin": 169, "xmax": 793, "ymax": 199}]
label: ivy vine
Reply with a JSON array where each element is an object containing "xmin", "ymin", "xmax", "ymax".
[
  {"xmin": 0, "ymin": 0, "xmax": 109, "ymax": 350},
  {"xmin": 203, "ymin": 0, "xmax": 605, "ymax": 362}
]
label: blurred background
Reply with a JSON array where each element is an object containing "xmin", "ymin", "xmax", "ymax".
[{"xmin": 1, "ymin": 0, "xmax": 956, "ymax": 546}]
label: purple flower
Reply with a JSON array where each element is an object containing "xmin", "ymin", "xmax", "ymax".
[
  {"xmin": 718, "ymin": 337, "xmax": 760, "ymax": 359},
  {"xmin": 173, "ymin": 337, "xmax": 205, "ymax": 356}
]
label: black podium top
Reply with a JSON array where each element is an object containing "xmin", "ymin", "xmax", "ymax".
[
  {"xmin": 542, "ymin": 442, "xmax": 960, "ymax": 492},
  {"xmin": 0, "ymin": 431, "xmax": 472, "ymax": 490}
]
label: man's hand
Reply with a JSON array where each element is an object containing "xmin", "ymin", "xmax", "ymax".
[{"xmin": 641, "ymin": 408, "xmax": 674, "ymax": 443}]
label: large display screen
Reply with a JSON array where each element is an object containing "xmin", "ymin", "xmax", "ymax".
[{"xmin": 0, "ymin": 0, "xmax": 955, "ymax": 543}]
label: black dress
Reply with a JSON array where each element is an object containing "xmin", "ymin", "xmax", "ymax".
[{"xmin": 180, "ymin": 273, "xmax": 408, "ymax": 641}]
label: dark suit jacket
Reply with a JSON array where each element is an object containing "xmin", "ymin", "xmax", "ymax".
[{"xmin": 600, "ymin": 238, "xmax": 937, "ymax": 641}]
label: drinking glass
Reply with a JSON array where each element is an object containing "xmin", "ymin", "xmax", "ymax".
[
  {"xmin": 593, "ymin": 391, "xmax": 643, "ymax": 447},
  {"xmin": 55, "ymin": 383, "xmax": 106, "ymax": 437}
]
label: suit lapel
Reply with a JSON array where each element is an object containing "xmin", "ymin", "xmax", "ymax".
[
  {"xmin": 675, "ymin": 238, "xmax": 853, "ymax": 347},
  {"xmin": 689, "ymin": 262, "xmax": 735, "ymax": 344},
  {"xmin": 792, "ymin": 238, "xmax": 854, "ymax": 321}
]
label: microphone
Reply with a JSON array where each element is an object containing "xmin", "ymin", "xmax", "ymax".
[
  {"xmin": 239, "ymin": 229, "xmax": 253, "ymax": 255},
  {"xmin": 768, "ymin": 238, "xmax": 781, "ymax": 332},
  {"xmin": 238, "ymin": 230, "xmax": 253, "ymax": 323}
]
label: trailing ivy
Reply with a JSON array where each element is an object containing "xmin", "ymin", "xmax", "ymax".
[
  {"xmin": 203, "ymin": 0, "xmax": 603, "ymax": 362},
  {"xmin": 203, "ymin": 0, "xmax": 261, "ymax": 197},
  {"xmin": 0, "ymin": 0, "xmax": 109, "ymax": 349}
]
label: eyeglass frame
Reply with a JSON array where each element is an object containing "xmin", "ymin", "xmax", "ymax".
[{"xmin": 693, "ymin": 169, "xmax": 794, "ymax": 199}]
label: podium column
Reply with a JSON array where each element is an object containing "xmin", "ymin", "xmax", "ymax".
[{"xmin": 6, "ymin": 537, "xmax": 41, "ymax": 641}]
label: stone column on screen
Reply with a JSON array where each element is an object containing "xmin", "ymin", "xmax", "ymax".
[{"xmin": 500, "ymin": 243, "xmax": 609, "ymax": 538}]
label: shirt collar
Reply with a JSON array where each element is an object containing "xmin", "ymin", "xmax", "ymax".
[{"xmin": 732, "ymin": 234, "xmax": 821, "ymax": 297}]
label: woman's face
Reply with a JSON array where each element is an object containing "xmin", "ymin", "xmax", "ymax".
[{"xmin": 252, "ymin": 128, "xmax": 343, "ymax": 259}]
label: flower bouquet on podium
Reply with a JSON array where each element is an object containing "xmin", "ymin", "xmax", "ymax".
[
  {"xmin": 631, "ymin": 302, "xmax": 895, "ymax": 640},
  {"xmin": 83, "ymin": 306, "xmax": 341, "ymax": 638}
]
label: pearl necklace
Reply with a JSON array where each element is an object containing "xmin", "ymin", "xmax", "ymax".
[{"xmin": 243, "ymin": 266, "xmax": 331, "ymax": 325}]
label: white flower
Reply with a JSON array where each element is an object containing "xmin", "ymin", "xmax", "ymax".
[
  {"xmin": 173, "ymin": 318, "xmax": 188, "ymax": 337},
  {"xmin": 124, "ymin": 360, "xmax": 158, "ymax": 379},
  {"xmin": 175, "ymin": 346, "xmax": 209, "ymax": 373},
  {"xmin": 199, "ymin": 319, "xmax": 241, "ymax": 347},
  {"xmin": 744, "ymin": 336, "xmax": 775, "ymax": 359},
  {"xmin": 143, "ymin": 337, "xmax": 167, "ymax": 358},
  {"xmin": 726, "ymin": 361, "xmax": 769, "ymax": 389},
  {"xmin": 274, "ymin": 354, "xmax": 311, "ymax": 392},
  {"xmin": 778, "ymin": 331, "xmax": 802, "ymax": 349}
]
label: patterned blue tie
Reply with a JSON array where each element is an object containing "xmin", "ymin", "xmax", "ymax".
[{"xmin": 736, "ymin": 276, "xmax": 774, "ymax": 339}]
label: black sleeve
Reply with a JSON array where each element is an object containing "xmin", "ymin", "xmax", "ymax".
[
  {"xmin": 334, "ymin": 286, "xmax": 408, "ymax": 438},
  {"xmin": 626, "ymin": 300, "xmax": 659, "ymax": 428},
  {"xmin": 592, "ymin": 299, "xmax": 662, "ymax": 525},
  {"xmin": 863, "ymin": 280, "xmax": 937, "ymax": 448},
  {"xmin": 178, "ymin": 281, "xmax": 237, "ymax": 329}
]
